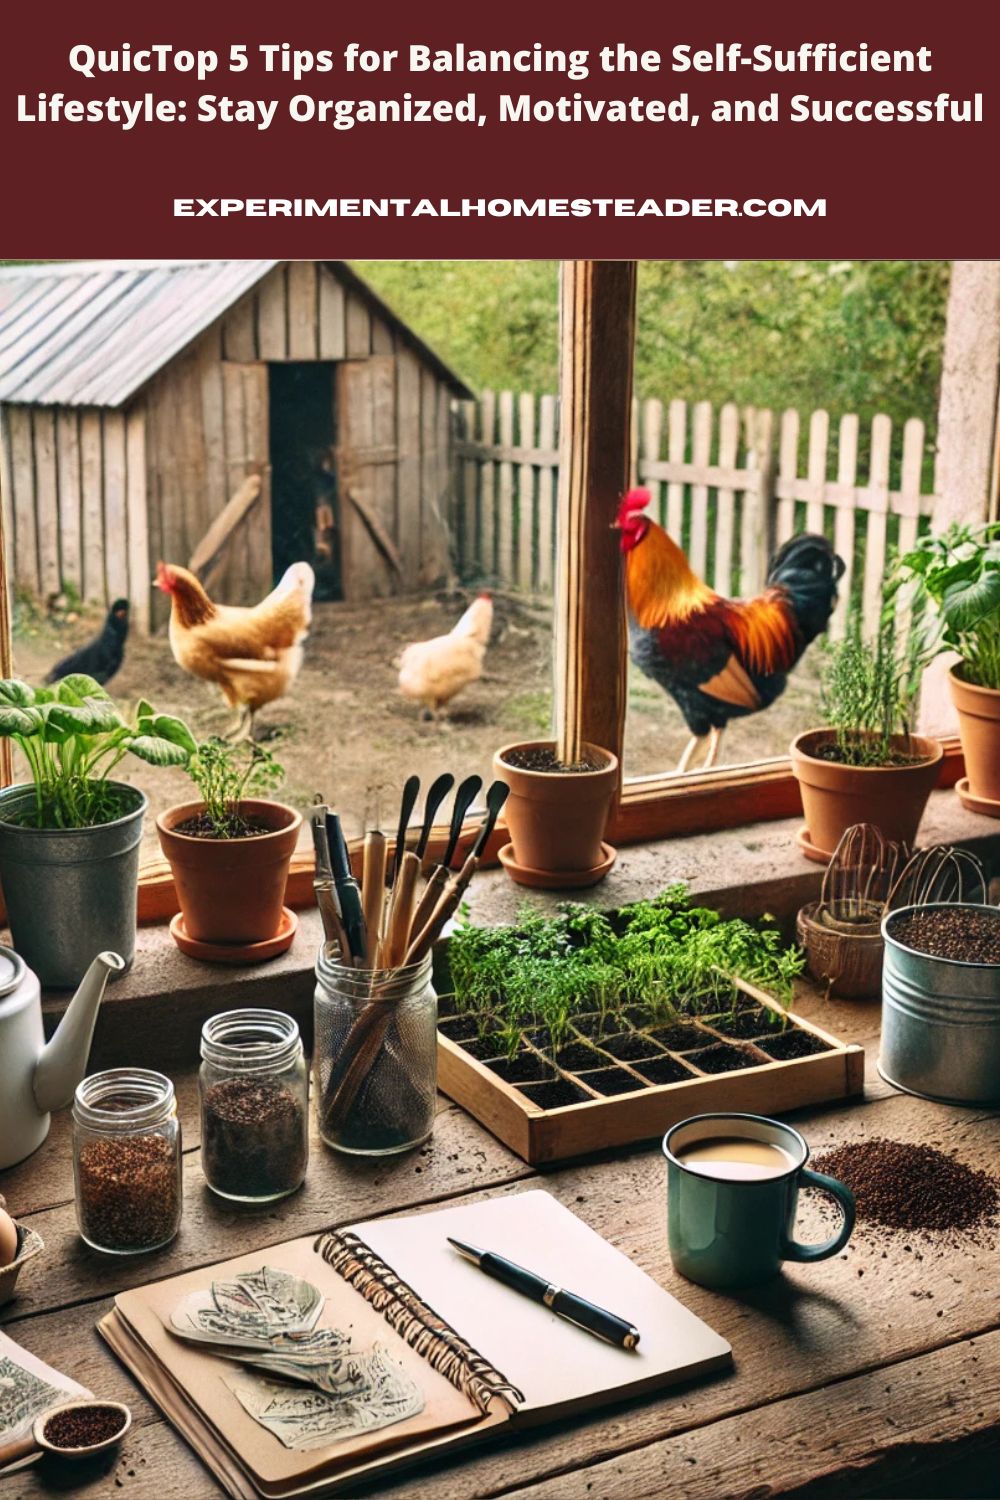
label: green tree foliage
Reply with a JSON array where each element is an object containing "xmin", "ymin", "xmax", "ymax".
[{"xmin": 354, "ymin": 260, "xmax": 948, "ymax": 436}]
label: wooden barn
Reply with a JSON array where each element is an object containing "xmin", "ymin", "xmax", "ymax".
[{"xmin": 0, "ymin": 260, "xmax": 472, "ymax": 631}]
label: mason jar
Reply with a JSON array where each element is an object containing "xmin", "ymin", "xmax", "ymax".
[
  {"xmin": 199, "ymin": 1009, "xmax": 308, "ymax": 1202},
  {"xmin": 314, "ymin": 950, "xmax": 436, "ymax": 1155},
  {"xmin": 72, "ymin": 1069, "xmax": 182, "ymax": 1254}
]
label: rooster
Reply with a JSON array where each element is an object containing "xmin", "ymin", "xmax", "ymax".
[
  {"xmin": 156, "ymin": 562, "xmax": 315, "ymax": 738},
  {"xmin": 616, "ymin": 489, "xmax": 844, "ymax": 772},
  {"xmin": 398, "ymin": 593, "xmax": 493, "ymax": 720}
]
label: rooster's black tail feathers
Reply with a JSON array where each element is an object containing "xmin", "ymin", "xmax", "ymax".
[{"xmin": 766, "ymin": 533, "xmax": 845, "ymax": 646}]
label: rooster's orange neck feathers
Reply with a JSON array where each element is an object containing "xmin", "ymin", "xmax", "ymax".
[{"xmin": 623, "ymin": 521, "xmax": 716, "ymax": 628}]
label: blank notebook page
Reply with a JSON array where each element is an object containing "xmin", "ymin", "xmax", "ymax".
[{"xmin": 353, "ymin": 1189, "xmax": 731, "ymax": 1418}]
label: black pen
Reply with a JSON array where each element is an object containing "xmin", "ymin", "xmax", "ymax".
[{"xmin": 447, "ymin": 1237, "xmax": 640, "ymax": 1350}]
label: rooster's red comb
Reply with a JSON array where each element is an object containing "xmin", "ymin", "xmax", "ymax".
[{"xmin": 616, "ymin": 489, "xmax": 651, "ymax": 524}]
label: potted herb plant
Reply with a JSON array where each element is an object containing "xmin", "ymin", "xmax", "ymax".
[
  {"xmin": 0, "ymin": 676, "xmax": 195, "ymax": 987},
  {"xmin": 892, "ymin": 521, "xmax": 1000, "ymax": 814},
  {"xmin": 493, "ymin": 734, "xmax": 618, "ymax": 889},
  {"xmin": 156, "ymin": 739, "xmax": 302, "ymax": 956},
  {"xmin": 790, "ymin": 611, "xmax": 942, "ymax": 857}
]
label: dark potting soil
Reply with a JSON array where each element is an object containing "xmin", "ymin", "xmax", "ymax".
[
  {"xmin": 645, "ymin": 1022, "xmax": 708, "ymax": 1051},
  {"xmin": 685, "ymin": 1043, "xmax": 763, "ymax": 1075},
  {"xmin": 517, "ymin": 1078, "xmax": 591, "ymax": 1109},
  {"xmin": 173, "ymin": 813, "xmax": 274, "ymax": 839},
  {"xmin": 437, "ymin": 1014, "xmax": 484, "ymax": 1044},
  {"xmin": 621, "ymin": 1005, "xmax": 657, "ymax": 1029},
  {"xmin": 810, "ymin": 742, "xmax": 929, "ymax": 769},
  {"xmin": 600, "ymin": 1032, "xmax": 667, "ymax": 1063},
  {"xmin": 482, "ymin": 1053, "xmax": 556, "ymax": 1086},
  {"xmin": 891, "ymin": 906, "xmax": 1000, "ymax": 965},
  {"xmin": 435, "ymin": 993, "xmax": 459, "ymax": 1018},
  {"xmin": 758, "ymin": 1029, "xmax": 831, "ymax": 1060},
  {"xmin": 635, "ymin": 1055, "xmax": 698, "ymax": 1087},
  {"xmin": 501, "ymin": 746, "xmax": 602, "ymax": 774},
  {"xmin": 555, "ymin": 1040, "xmax": 603, "ymax": 1071},
  {"xmin": 569, "ymin": 1014, "xmax": 612, "ymax": 1042},
  {"xmin": 706, "ymin": 1008, "xmax": 788, "ymax": 1041},
  {"xmin": 452, "ymin": 1034, "xmax": 503, "ymax": 1062},
  {"xmin": 202, "ymin": 1077, "xmax": 307, "ymax": 1199},
  {"xmin": 812, "ymin": 1138, "xmax": 999, "ymax": 1236},
  {"xmin": 43, "ymin": 1405, "xmax": 127, "ymax": 1450},
  {"xmin": 521, "ymin": 1025, "xmax": 556, "ymax": 1051},
  {"xmin": 576, "ymin": 1067, "xmax": 646, "ymax": 1097}
]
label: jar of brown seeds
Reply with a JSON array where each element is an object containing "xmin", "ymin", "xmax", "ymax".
[{"xmin": 72, "ymin": 1070, "xmax": 182, "ymax": 1254}]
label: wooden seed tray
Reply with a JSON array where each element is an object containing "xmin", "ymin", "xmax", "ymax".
[{"xmin": 436, "ymin": 976, "xmax": 865, "ymax": 1165}]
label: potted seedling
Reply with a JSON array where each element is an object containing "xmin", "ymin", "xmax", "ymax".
[
  {"xmin": 790, "ymin": 609, "xmax": 942, "ymax": 858},
  {"xmin": 0, "ymin": 676, "xmax": 194, "ymax": 987},
  {"xmin": 156, "ymin": 738, "xmax": 302, "ymax": 959},
  {"xmin": 892, "ymin": 521, "xmax": 1000, "ymax": 815},
  {"xmin": 494, "ymin": 722, "xmax": 617, "ymax": 888}
]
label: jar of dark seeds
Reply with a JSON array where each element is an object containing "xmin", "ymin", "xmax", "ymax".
[
  {"xmin": 72, "ymin": 1070, "xmax": 182, "ymax": 1254},
  {"xmin": 200, "ymin": 1009, "xmax": 308, "ymax": 1202}
]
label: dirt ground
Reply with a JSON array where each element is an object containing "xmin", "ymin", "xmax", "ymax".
[{"xmin": 12, "ymin": 592, "xmax": 823, "ymax": 864}]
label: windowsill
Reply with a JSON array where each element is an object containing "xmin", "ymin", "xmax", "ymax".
[{"xmin": 38, "ymin": 788, "xmax": 1000, "ymax": 1071}]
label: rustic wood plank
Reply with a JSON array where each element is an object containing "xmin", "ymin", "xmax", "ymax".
[
  {"xmin": 776, "ymin": 407, "xmax": 800, "ymax": 545},
  {"xmin": 371, "ymin": 316, "xmax": 395, "ymax": 355},
  {"xmin": 337, "ymin": 359, "xmax": 379, "ymax": 600},
  {"xmin": 831, "ymin": 412, "xmax": 860, "ymax": 640},
  {"xmin": 101, "ymin": 409, "xmax": 129, "ymax": 602},
  {"xmin": 345, "ymin": 291, "xmax": 372, "ymax": 358},
  {"xmin": 537, "ymin": 395, "xmax": 557, "ymax": 593},
  {"xmin": 6, "ymin": 405, "xmax": 39, "ymax": 594},
  {"xmin": 79, "ymin": 409, "xmax": 104, "ymax": 603},
  {"xmin": 499, "ymin": 1335, "xmax": 1000, "ymax": 1500},
  {"xmin": 517, "ymin": 392, "xmax": 536, "ymax": 591},
  {"xmin": 54, "ymin": 408, "xmax": 82, "ymax": 598},
  {"xmin": 124, "ymin": 408, "xmax": 151, "ymax": 633},
  {"xmin": 31, "ymin": 407, "xmax": 60, "ymax": 598},
  {"xmin": 640, "ymin": 397, "xmax": 664, "ymax": 526},
  {"xmin": 286, "ymin": 261, "xmax": 318, "ymax": 359},
  {"xmin": 240, "ymin": 363, "xmax": 272, "ymax": 600},
  {"xmin": 666, "ymin": 399, "xmax": 686, "ymax": 542},
  {"xmin": 372, "ymin": 352, "xmax": 399, "ymax": 595},
  {"xmin": 198, "ymin": 344, "xmax": 227, "ymax": 538},
  {"xmin": 479, "ymin": 390, "xmax": 497, "ymax": 582},
  {"xmin": 895, "ymin": 417, "xmax": 926, "ymax": 640},
  {"xmin": 862, "ymin": 414, "xmax": 892, "ymax": 636},
  {"xmin": 457, "ymin": 399, "xmax": 477, "ymax": 576},
  {"xmin": 741, "ymin": 405, "xmax": 773, "ymax": 596},
  {"xmin": 496, "ymin": 391, "xmax": 515, "ymax": 586},
  {"xmin": 255, "ymin": 264, "xmax": 287, "ymax": 360},
  {"xmin": 187, "ymin": 475, "xmax": 262, "ymax": 577},
  {"xmin": 688, "ymin": 401, "xmax": 712, "ymax": 580},
  {"xmin": 396, "ymin": 349, "xmax": 423, "ymax": 590},
  {"xmin": 806, "ymin": 406, "xmax": 830, "ymax": 535},
  {"xmin": 713, "ymin": 402, "xmax": 738, "ymax": 594},
  {"xmin": 318, "ymin": 267, "xmax": 347, "ymax": 359},
  {"xmin": 220, "ymin": 290, "xmax": 256, "ymax": 362},
  {"xmin": 432, "ymin": 381, "xmax": 454, "ymax": 588}
]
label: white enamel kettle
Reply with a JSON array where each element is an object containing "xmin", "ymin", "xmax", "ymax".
[{"xmin": 0, "ymin": 945, "xmax": 124, "ymax": 1169}]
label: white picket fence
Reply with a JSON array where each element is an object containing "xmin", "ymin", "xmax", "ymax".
[{"xmin": 454, "ymin": 393, "xmax": 938, "ymax": 638}]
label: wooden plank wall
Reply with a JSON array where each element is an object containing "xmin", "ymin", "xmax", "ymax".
[{"xmin": 0, "ymin": 400, "xmax": 151, "ymax": 632}]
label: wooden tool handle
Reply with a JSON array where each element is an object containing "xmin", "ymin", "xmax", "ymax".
[
  {"xmin": 361, "ymin": 831, "xmax": 387, "ymax": 964},
  {"xmin": 0, "ymin": 1433, "xmax": 38, "ymax": 1467},
  {"xmin": 409, "ymin": 865, "xmax": 448, "ymax": 941},
  {"xmin": 383, "ymin": 851, "xmax": 420, "ymax": 966},
  {"xmin": 405, "ymin": 854, "xmax": 478, "ymax": 965}
]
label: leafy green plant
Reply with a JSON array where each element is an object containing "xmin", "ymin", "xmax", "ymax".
[
  {"xmin": 819, "ymin": 608, "xmax": 926, "ymax": 766},
  {"xmin": 0, "ymin": 675, "xmax": 195, "ymax": 829},
  {"xmin": 446, "ymin": 886, "xmax": 803, "ymax": 1058},
  {"xmin": 185, "ymin": 738, "xmax": 285, "ymax": 838},
  {"xmin": 891, "ymin": 522, "xmax": 1000, "ymax": 690}
]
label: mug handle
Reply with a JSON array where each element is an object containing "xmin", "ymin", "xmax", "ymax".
[{"xmin": 780, "ymin": 1168, "xmax": 856, "ymax": 1263}]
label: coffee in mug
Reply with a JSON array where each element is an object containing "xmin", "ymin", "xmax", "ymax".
[{"xmin": 664, "ymin": 1112, "xmax": 855, "ymax": 1289}]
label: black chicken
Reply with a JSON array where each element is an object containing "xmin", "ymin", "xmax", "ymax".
[{"xmin": 46, "ymin": 599, "xmax": 130, "ymax": 687}]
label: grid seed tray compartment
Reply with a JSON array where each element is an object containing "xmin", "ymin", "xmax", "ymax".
[{"xmin": 437, "ymin": 976, "xmax": 865, "ymax": 1165}]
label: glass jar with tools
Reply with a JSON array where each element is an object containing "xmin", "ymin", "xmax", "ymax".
[
  {"xmin": 199, "ymin": 1009, "xmax": 308, "ymax": 1202},
  {"xmin": 72, "ymin": 1069, "xmax": 182, "ymax": 1254},
  {"xmin": 314, "ymin": 950, "xmax": 436, "ymax": 1155}
]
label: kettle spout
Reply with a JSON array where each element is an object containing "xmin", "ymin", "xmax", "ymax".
[{"xmin": 33, "ymin": 951, "xmax": 126, "ymax": 1115}]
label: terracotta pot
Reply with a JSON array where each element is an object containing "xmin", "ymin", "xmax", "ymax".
[
  {"xmin": 790, "ymin": 729, "xmax": 942, "ymax": 854},
  {"xmin": 494, "ymin": 741, "xmax": 617, "ymax": 876},
  {"xmin": 156, "ymin": 800, "xmax": 302, "ymax": 946},
  {"xmin": 949, "ymin": 663, "xmax": 1000, "ymax": 807}
]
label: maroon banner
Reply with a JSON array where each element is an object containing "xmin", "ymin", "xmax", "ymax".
[{"xmin": 2, "ymin": 0, "xmax": 996, "ymax": 256}]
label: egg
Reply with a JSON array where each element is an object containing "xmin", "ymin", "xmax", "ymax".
[{"xmin": 0, "ymin": 1207, "xmax": 19, "ymax": 1268}]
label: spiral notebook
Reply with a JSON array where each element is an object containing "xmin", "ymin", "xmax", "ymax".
[{"xmin": 99, "ymin": 1190, "xmax": 731, "ymax": 1498}]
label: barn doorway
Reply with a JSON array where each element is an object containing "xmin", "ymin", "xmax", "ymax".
[{"xmin": 269, "ymin": 362, "xmax": 340, "ymax": 600}]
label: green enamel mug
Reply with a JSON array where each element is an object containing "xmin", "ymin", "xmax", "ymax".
[{"xmin": 664, "ymin": 1112, "xmax": 856, "ymax": 1289}]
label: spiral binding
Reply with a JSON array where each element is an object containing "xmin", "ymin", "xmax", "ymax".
[{"xmin": 315, "ymin": 1228, "xmax": 524, "ymax": 1416}]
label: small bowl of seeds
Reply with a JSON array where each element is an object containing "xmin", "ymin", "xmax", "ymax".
[{"xmin": 35, "ymin": 1400, "xmax": 131, "ymax": 1459}]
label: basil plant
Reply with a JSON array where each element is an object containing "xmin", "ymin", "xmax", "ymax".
[{"xmin": 892, "ymin": 522, "xmax": 1000, "ymax": 692}]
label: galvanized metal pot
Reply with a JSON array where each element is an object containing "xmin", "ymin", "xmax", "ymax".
[
  {"xmin": 0, "ymin": 782, "xmax": 146, "ymax": 989},
  {"xmin": 880, "ymin": 902, "xmax": 1000, "ymax": 1105}
]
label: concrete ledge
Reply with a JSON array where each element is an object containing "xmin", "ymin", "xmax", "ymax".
[{"xmin": 36, "ymin": 789, "xmax": 1000, "ymax": 1070}]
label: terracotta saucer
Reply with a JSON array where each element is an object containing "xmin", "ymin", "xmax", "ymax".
[
  {"xmin": 955, "ymin": 776, "xmax": 1000, "ymax": 820},
  {"xmin": 169, "ymin": 907, "xmax": 298, "ymax": 964},
  {"xmin": 796, "ymin": 825, "xmax": 835, "ymax": 866},
  {"xmin": 497, "ymin": 841, "xmax": 617, "ymax": 890}
]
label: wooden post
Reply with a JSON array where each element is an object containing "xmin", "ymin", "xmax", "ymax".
[
  {"xmin": 920, "ymin": 261, "xmax": 1000, "ymax": 735},
  {"xmin": 553, "ymin": 260, "xmax": 636, "ymax": 774}
]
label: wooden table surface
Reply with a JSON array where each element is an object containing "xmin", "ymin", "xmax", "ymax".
[{"xmin": 2, "ymin": 983, "xmax": 998, "ymax": 1500}]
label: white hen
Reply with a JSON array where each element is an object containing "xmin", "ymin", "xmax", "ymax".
[{"xmin": 398, "ymin": 593, "xmax": 493, "ymax": 720}]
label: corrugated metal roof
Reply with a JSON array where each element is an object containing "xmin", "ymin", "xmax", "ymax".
[
  {"xmin": 0, "ymin": 260, "xmax": 472, "ymax": 407},
  {"xmin": 0, "ymin": 261, "xmax": 276, "ymax": 406}
]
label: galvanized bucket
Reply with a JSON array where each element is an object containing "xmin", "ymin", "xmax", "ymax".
[
  {"xmin": 880, "ymin": 902, "xmax": 1000, "ymax": 1105},
  {"xmin": 0, "ymin": 782, "xmax": 146, "ymax": 989}
]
